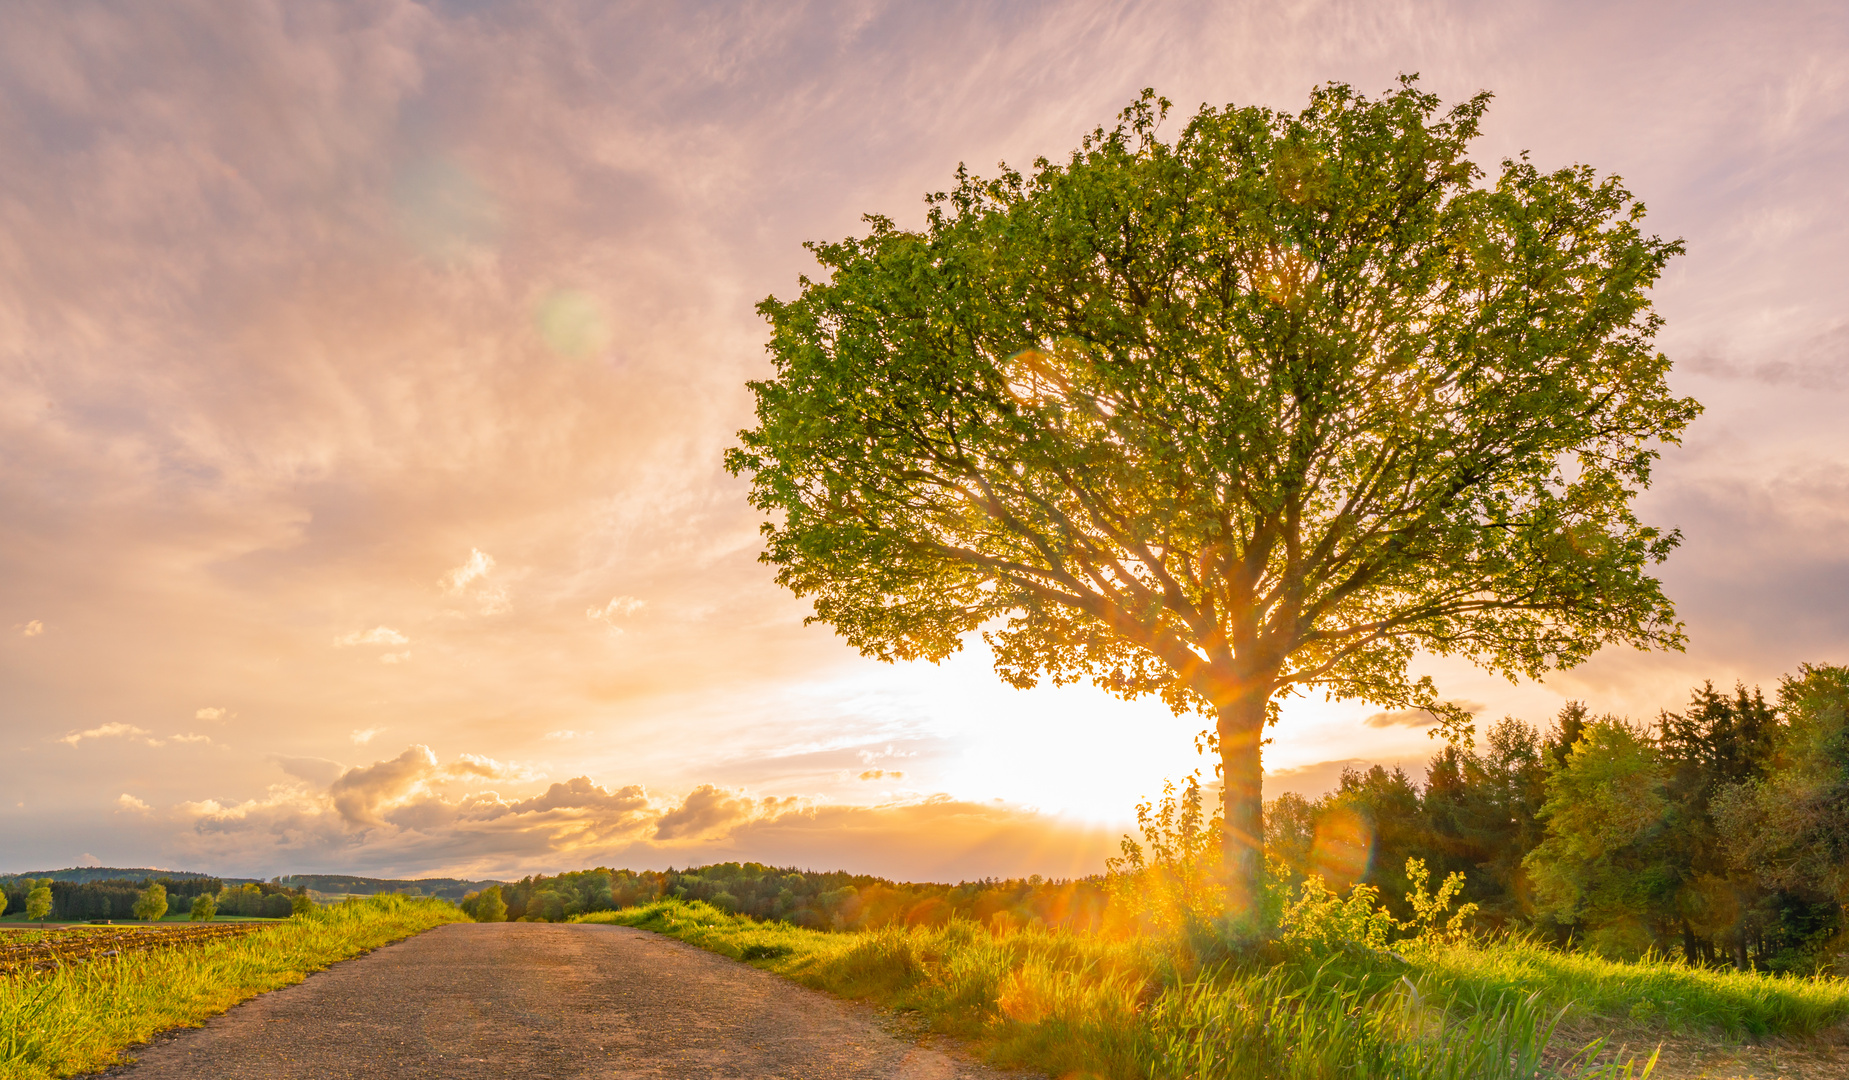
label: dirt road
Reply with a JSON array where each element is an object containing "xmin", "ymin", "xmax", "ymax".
[{"xmin": 103, "ymin": 922, "xmax": 1029, "ymax": 1079}]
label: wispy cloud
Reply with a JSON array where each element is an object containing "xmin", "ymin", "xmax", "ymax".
[
  {"xmin": 18, "ymin": 620, "xmax": 43, "ymax": 638},
  {"xmin": 350, "ymin": 727, "xmax": 386, "ymax": 745},
  {"xmin": 443, "ymin": 549, "xmax": 510, "ymax": 615},
  {"xmin": 195, "ymin": 707, "xmax": 228, "ymax": 722},
  {"xmin": 60, "ymin": 723, "xmax": 156, "ymax": 747},
  {"xmin": 587, "ymin": 595, "xmax": 644, "ymax": 631},
  {"xmin": 333, "ymin": 627, "xmax": 408, "ymax": 648}
]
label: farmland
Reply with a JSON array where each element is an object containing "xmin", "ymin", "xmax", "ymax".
[{"xmin": 0, "ymin": 894, "xmax": 463, "ymax": 1079}]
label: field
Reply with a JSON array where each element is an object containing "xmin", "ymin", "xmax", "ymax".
[
  {"xmin": 580, "ymin": 899, "xmax": 1849, "ymax": 1080},
  {"xmin": 0, "ymin": 895, "xmax": 464, "ymax": 1079}
]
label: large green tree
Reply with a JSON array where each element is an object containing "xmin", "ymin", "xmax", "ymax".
[{"xmin": 728, "ymin": 79, "xmax": 1698, "ymax": 920}]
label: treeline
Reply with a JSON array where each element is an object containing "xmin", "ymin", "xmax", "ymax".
[
  {"xmin": 275, "ymin": 874, "xmax": 499, "ymax": 902},
  {"xmin": 466, "ymin": 863, "xmax": 1111, "ymax": 933},
  {"xmin": 1266, "ymin": 664, "xmax": 1848, "ymax": 972},
  {"xmin": 0, "ymin": 877, "xmax": 304, "ymax": 921}
]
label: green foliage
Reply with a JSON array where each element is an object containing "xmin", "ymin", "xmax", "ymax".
[
  {"xmin": 0, "ymin": 895, "xmax": 462, "ymax": 1078},
  {"xmin": 1280, "ymin": 876, "xmax": 1397, "ymax": 954},
  {"xmin": 460, "ymin": 884, "xmax": 506, "ymax": 923},
  {"xmin": 1524, "ymin": 719, "xmax": 1678, "ymax": 955},
  {"xmin": 131, "ymin": 883, "xmax": 167, "ymax": 922},
  {"xmin": 1401, "ymin": 859, "xmax": 1478, "ymax": 946},
  {"xmin": 24, "ymin": 887, "xmax": 51, "ymax": 923},
  {"xmin": 290, "ymin": 893, "xmax": 316, "ymax": 917},
  {"xmin": 188, "ymin": 893, "xmax": 216, "ymax": 922},
  {"xmin": 730, "ymin": 77, "xmax": 1697, "ymax": 906}
]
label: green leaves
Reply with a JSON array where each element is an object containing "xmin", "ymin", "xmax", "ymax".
[{"xmin": 730, "ymin": 78, "xmax": 1697, "ymax": 723}]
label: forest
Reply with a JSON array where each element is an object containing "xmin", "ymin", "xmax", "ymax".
[
  {"xmin": 0, "ymin": 876, "xmax": 305, "ymax": 921},
  {"xmin": 471, "ymin": 663, "xmax": 1848, "ymax": 974}
]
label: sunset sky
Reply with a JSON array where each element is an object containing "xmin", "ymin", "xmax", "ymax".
[{"xmin": 1, "ymin": 0, "xmax": 1844, "ymax": 883}]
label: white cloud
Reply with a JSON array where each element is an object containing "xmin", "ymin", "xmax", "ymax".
[
  {"xmin": 442, "ymin": 548, "xmax": 495, "ymax": 592},
  {"xmin": 351, "ymin": 727, "xmax": 385, "ymax": 744},
  {"xmin": 19, "ymin": 620, "xmax": 44, "ymax": 637},
  {"xmin": 195, "ymin": 707, "xmax": 228, "ymax": 721},
  {"xmin": 60, "ymin": 723, "xmax": 156, "ymax": 747},
  {"xmin": 380, "ymin": 651, "xmax": 412, "ymax": 664},
  {"xmin": 442, "ymin": 549, "xmax": 511, "ymax": 615},
  {"xmin": 587, "ymin": 595, "xmax": 645, "ymax": 630},
  {"xmin": 169, "ymin": 733, "xmax": 212, "ymax": 744},
  {"xmin": 333, "ymin": 626, "xmax": 409, "ymax": 648},
  {"xmin": 542, "ymin": 730, "xmax": 577, "ymax": 740},
  {"xmin": 77, "ymin": 853, "xmax": 102, "ymax": 867},
  {"xmin": 117, "ymin": 793, "xmax": 151, "ymax": 813}
]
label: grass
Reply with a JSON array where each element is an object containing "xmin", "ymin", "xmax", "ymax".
[
  {"xmin": 582, "ymin": 899, "xmax": 1849, "ymax": 1079},
  {"xmin": 0, "ymin": 895, "xmax": 463, "ymax": 1079}
]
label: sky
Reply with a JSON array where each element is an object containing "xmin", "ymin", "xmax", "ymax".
[{"xmin": 1, "ymin": 0, "xmax": 1845, "ymax": 883}]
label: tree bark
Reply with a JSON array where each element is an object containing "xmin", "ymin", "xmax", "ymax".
[{"xmin": 1217, "ymin": 689, "xmax": 1270, "ymax": 933}]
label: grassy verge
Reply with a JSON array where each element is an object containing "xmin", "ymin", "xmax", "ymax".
[
  {"xmin": 1409, "ymin": 937, "xmax": 1849, "ymax": 1039},
  {"xmin": 583, "ymin": 899, "xmax": 1848, "ymax": 1079},
  {"xmin": 0, "ymin": 895, "xmax": 463, "ymax": 1079}
]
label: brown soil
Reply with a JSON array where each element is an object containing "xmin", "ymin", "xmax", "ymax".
[{"xmin": 1554, "ymin": 1019, "xmax": 1849, "ymax": 1079}]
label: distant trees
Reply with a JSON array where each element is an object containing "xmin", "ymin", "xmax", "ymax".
[
  {"xmin": 132, "ymin": 882, "xmax": 168, "ymax": 921},
  {"xmin": 460, "ymin": 885, "xmax": 506, "ymax": 923},
  {"xmin": 26, "ymin": 882, "xmax": 51, "ymax": 923},
  {"xmin": 189, "ymin": 892, "xmax": 217, "ymax": 921}
]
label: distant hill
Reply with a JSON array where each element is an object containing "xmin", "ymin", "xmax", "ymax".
[
  {"xmin": 276, "ymin": 874, "xmax": 505, "ymax": 901},
  {"xmin": 0, "ymin": 867, "xmax": 262, "ymax": 886}
]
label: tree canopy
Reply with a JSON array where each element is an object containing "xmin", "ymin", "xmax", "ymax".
[{"xmin": 728, "ymin": 78, "xmax": 1698, "ymax": 918}]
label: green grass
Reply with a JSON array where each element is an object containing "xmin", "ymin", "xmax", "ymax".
[
  {"xmin": 1409, "ymin": 937, "xmax": 1849, "ymax": 1039},
  {"xmin": 0, "ymin": 895, "xmax": 464, "ymax": 1079},
  {"xmin": 581, "ymin": 899, "xmax": 1849, "ymax": 1079}
]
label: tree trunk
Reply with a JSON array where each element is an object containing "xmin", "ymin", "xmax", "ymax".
[{"xmin": 1217, "ymin": 689, "xmax": 1270, "ymax": 933}]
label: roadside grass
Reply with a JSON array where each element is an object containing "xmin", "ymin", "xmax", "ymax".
[
  {"xmin": 1409, "ymin": 937, "xmax": 1849, "ymax": 1040},
  {"xmin": 0, "ymin": 895, "xmax": 463, "ymax": 1080},
  {"xmin": 582, "ymin": 899, "xmax": 1849, "ymax": 1079}
]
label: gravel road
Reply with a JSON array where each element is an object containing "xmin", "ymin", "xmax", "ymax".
[{"xmin": 102, "ymin": 922, "xmax": 1032, "ymax": 1079}]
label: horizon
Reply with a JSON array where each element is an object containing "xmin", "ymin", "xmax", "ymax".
[{"xmin": 2, "ymin": 0, "xmax": 1845, "ymax": 883}]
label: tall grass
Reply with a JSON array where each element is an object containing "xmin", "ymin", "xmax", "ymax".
[
  {"xmin": 583, "ymin": 898, "xmax": 1847, "ymax": 1078},
  {"xmin": 0, "ymin": 895, "xmax": 463, "ymax": 1080}
]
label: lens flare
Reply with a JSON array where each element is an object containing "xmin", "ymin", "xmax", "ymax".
[
  {"xmin": 536, "ymin": 289, "xmax": 613, "ymax": 358},
  {"xmin": 1310, "ymin": 806, "xmax": 1374, "ymax": 890},
  {"xmin": 392, "ymin": 157, "xmax": 500, "ymax": 260}
]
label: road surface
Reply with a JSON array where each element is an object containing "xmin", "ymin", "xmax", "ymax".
[{"xmin": 103, "ymin": 921, "xmax": 1030, "ymax": 1079}]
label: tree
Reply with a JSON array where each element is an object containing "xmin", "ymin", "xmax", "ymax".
[
  {"xmin": 1713, "ymin": 665, "xmax": 1849, "ymax": 951},
  {"xmin": 26, "ymin": 882, "xmax": 52, "ymax": 924},
  {"xmin": 190, "ymin": 891, "xmax": 217, "ymax": 921},
  {"xmin": 471, "ymin": 884, "xmax": 507, "ymax": 923},
  {"xmin": 1525, "ymin": 720, "xmax": 1679, "ymax": 957},
  {"xmin": 729, "ymin": 78, "xmax": 1698, "ymax": 922},
  {"xmin": 291, "ymin": 892, "xmax": 316, "ymax": 917},
  {"xmin": 133, "ymin": 881, "xmax": 169, "ymax": 922}
]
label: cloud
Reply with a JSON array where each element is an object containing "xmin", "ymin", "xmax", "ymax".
[
  {"xmin": 350, "ymin": 727, "xmax": 385, "ymax": 745},
  {"xmin": 443, "ymin": 549, "xmax": 511, "ymax": 615},
  {"xmin": 1362, "ymin": 700, "xmax": 1485, "ymax": 729},
  {"xmin": 379, "ymin": 651, "xmax": 412, "ymax": 664},
  {"xmin": 117, "ymin": 794, "xmax": 150, "ymax": 813},
  {"xmin": 333, "ymin": 627, "xmax": 409, "ymax": 648},
  {"xmin": 858, "ymin": 769, "xmax": 904, "ymax": 781},
  {"xmin": 328, "ymin": 745, "xmax": 440, "ymax": 828},
  {"xmin": 19, "ymin": 620, "xmax": 44, "ymax": 638},
  {"xmin": 653, "ymin": 785, "xmax": 801, "ymax": 841},
  {"xmin": 195, "ymin": 707, "xmax": 228, "ymax": 721},
  {"xmin": 509, "ymin": 776, "xmax": 651, "ymax": 817},
  {"xmin": 77, "ymin": 853, "xmax": 102, "ymax": 868},
  {"xmin": 587, "ymin": 596, "xmax": 644, "ymax": 630},
  {"xmin": 446, "ymin": 753, "xmax": 535, "ymax": 781},
  {"xmin": 60, "ymin": 723, "xmax": 156, "ymax": 747},
  {"xmin": 169, "ymin": 733, "xmax": 212, "ymax": 744},
  {"xmin": 542, "ymin": 730, "xmax": 577, "ymax": 740}
]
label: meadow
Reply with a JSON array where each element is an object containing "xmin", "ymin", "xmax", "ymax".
[
  {"xmin": 0, "ymin": 895, "xmax": 463, "ymax": 1079},
  {"xmin": 579, "ymin": 897, "xmax": 1849, "ymax": 1080}
]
